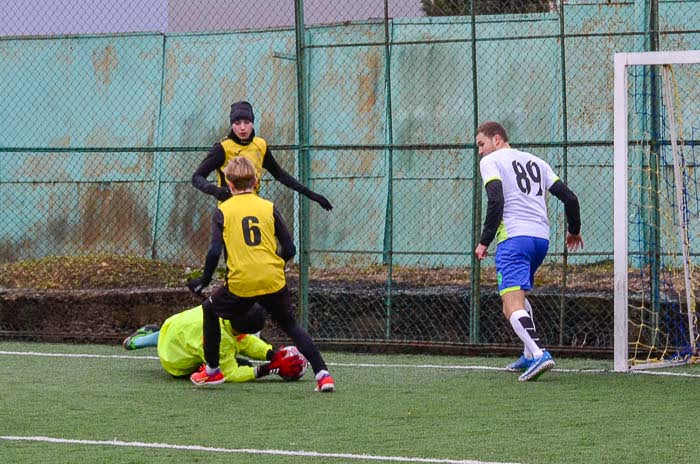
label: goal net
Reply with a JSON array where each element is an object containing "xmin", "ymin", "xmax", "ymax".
[{"xmin": 614, "ymin": 50, "xmax": 700, "ymax": 372}]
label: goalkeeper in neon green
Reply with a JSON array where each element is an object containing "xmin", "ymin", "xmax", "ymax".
[{"xmin": 122, "ymin": 304, "xmax": 307, "ymax": 382}]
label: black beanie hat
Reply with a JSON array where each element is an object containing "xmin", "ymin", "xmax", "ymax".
[{"xmin": 230, "ymin": 101, "xmax": 255, "ymax": 124}]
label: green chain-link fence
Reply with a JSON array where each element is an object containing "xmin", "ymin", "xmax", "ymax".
[{"xmin": 1, "ymin": 1, "xmax": 698, "ymax": 351}]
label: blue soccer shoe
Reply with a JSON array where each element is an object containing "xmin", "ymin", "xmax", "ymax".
[
  {"xmin": 506, "ymin": 354, "xmax": 534, "ymax": 372},
  {"xmin": 518, "ymin": 351, "xmax": 555, "ymax": 382}
]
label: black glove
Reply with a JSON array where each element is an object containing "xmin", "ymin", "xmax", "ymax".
[
  {"xmin": 187, "ymin": 276, "xmax": 211, "ymax": 296},
  {"xmin": 308, "ymin": 192, "xmax": 333, "ymax": 211},
  {"xmin": 214, "ymin": 186, "xmax": 232, "ymax": 202}
]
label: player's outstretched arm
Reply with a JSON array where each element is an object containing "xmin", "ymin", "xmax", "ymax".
[
  {"xmin": 187, "ymin": 211, "xmax": 224, "ymax": 296},
  {"xmin": 238, "ymin": 335, "xmax": 274, "ymax": 362},
  {"xmin": 549, "ymin": 180, "xmax": 581, "ymax": 250},
  {"xmin": 218, "ymin": 358, "xmax": 256, "ymax": 382},
  {"xmin": 192, "ymin": 144, "xmax": 231, "ymax": 201},
  {"xmin": 273, "ymin": 206, "xmax": 296, "ymax": 262},
  {"xmin": 263, "ymin": 150, "xmax": 333, "ymax": 210},
  {"xmin": 215, "ymin": 336, "xmax": 274, "ymax": 382},
  {"xmin": 254, "ymin": 347, "xmax": 306, "ymax": 379}
]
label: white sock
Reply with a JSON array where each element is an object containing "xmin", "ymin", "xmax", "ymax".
[
  {"xmin": 205, "ymin": 364, "xmax": 220, "ymax": 375},
  {"xmin": 523, "ymin": 299, "xmax": 535, "ymax": 359},
  {"xmin": 509, "ymin": 309, "xmax": 544, "ymax": 359},
  {"xmin": 315, "ymin": 369, "xmax": 329, "ymax": 381}
]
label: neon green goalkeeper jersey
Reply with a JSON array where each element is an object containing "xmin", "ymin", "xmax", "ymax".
[{"xmin": 157, "ymin": 305, "xmax": 272, "ymax": 382}]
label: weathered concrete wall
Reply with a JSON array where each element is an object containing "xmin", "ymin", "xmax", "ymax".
[{"xmin": 1, "ymin": 2, "xmax": 698, "ymax": 267}]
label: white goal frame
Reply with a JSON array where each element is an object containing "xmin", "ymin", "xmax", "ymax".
[{"xmin": 613, "ymin": 50, "xmax": 700, "ymax": 372}]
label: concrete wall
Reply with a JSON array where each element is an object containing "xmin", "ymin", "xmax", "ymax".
[{"xmin": 0, "ymin": 1, "xmax": 698, "ymax": 266}]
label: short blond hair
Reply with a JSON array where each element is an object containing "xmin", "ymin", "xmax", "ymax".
[{"xmin": 224, "ymin": 157, "xmax": 257, "ymax": 190}]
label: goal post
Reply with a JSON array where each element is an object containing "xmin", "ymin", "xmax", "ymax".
[{"xmin": 614, "ymin": 50, "xmax": 700, "ymax": 372}]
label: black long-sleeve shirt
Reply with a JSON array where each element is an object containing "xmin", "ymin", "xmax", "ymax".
[
  {"xmin": 548, "ymin": 180, "xmax": 581, "ymax": 235},
  {"xmin": 479, "ymin": 180, "xmax": 505, "ymax": 247},
  {"xmin": 480, "ymin": 179, "xmax": 581, "ymax": 247},
  {"xmin": 192, "ymin": 130, "xmax": 313, "ymax": 201}
]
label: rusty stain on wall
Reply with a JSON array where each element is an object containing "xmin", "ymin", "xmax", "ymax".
[
  {"xmin": 0, "ymin": 237, "xmax": 32, "ymax": 263},
  {"xmin": 218, "ymin": 76, "xmax": 237, "ymax": 110},
  {"xmin": 84, "ymin": 126, "xmax": 110, "ymax": 147},
  {"xmin": 85, "ymin": 151, "xmax": 155, "ymax": 179},
  {"xmin": 162, "ymin": 44, "xmax": 180, "ymax": 106},
  {"xmin": 138, "ymin": 45, "xmax": 162, "ymax": 62},
  {"xmin": 358, "ymin": 50, "xmax": 380, "ymax": 115},
  {"xmin": 50, "ymin": 134, "xmax": 72, "ymax": 148},
  {"xmin": 3, "ymin": 4, "xmax": 697, "ymax": 267},
  {"xmin": 165, "ymin": 185, "xmax": 210, "ymax": 259},
  {"xmin": 310, "ymin": 157, "xmax": 329, "ymax": 175},
  {"xmin": 196, "ymin": 51, "xmax": 217, "ymax": 97},
  {"xmin": 334, "ymin": 150, "xmax": 380, "ymax": 177},
  {"xmin": 56, "ymin": 48, "xmax": 75, "ymax": 65},
  {"xmin": 92, "ymin": 44, "xmax": 119, "ymax": 86},
  {"xmin": 13, "ymin": 153, "xmax": 72, "ymax": 182},
  {"xmin": 47, "ymin": 216, "xmax": 70, "ymax": 244},
  {"xmin": 266, "ymin": 53, "xmax": 282, "ymax": 117},
  {"xmin": 136, "ymin": 109, "xmax": 157, "ymax": 147},
  {"xmin": 232, "ymin": 70, "xmax": 249, "ymax": 99},
  {"xmin": 79, "ymin": 183, "xmax": 152, "ymax": 251}
]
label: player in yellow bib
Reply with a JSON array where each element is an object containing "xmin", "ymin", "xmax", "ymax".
[
  {"xmin": 189, "ymin": 157, "xmax": 335, "ymax": 392},
  {"xmin": 192, "ymin": 100, "xmax": 332, "ymax": 207},
  {"xmin": 188, "ymin": 100, "xmax": 333, "ymax": 296}
]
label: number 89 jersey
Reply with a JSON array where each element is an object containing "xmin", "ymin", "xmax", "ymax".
[{"xmin": 479, "ymin": 147, "xmax": 559, "ymax": 243}]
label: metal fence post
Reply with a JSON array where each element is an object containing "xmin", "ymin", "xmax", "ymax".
[
  {"xmin": 382, "ymin": 0, "xmax": 395, "ymax": 340},
  {"xmin": 294, "ymin": 0, "xmax": 310, "ymax": 330},
  {"xmin": 469, "ymin": 0, "xmax": 481, "ymax": 344},
  {"xmin": 150, "ymin": 34, "xmax": 167, "ymax": 261},
  {"xmin": 558, "ymin": 1, "xmax": 569, "ymax": 346}
]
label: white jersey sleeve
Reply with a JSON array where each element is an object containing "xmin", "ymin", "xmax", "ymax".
[
  {"xmin": 480, "ymin": 148, "xmax": 560, "ymax": 242},
  {"xmin": 479, "ymin": 155, "xmax": 502, "ymax": 186}
]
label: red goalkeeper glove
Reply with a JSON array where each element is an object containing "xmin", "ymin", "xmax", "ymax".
[{"xmin": 259, "ymin": 346, "xmax": 306, "ymax": 380}]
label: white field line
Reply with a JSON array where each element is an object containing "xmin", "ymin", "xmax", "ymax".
[
  {"xmin": 629, "ymin": 369, "xmax": 700, "ymax": 378},
  {"xmin": 329, "ymin": 362, "xmax": 608, "ymax": 375},
  {"xmin": 0, "ymin": 350, "xmax": 159, "ymax": 360},
  {"xmin": 1, "ymin": 349, "xmax": 699, "ymax": 378},
  {"xmin": 0, "ymin": 435, "xmax": 519, "ymax": 464}
]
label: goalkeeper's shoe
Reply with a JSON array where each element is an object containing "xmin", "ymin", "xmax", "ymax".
[
  {"xmin": 505, "ymin": 354, "xmax": 534, "ymax": 372},
  {"xmin": 190, "ymin": 365, "xmax": 225, "ymax": 386},
  {"xmin": 518, "ymin": 351, "xmax": 554, "ymax": 382},
  {"xmin": 315, "ymin": 372, "xmax": 335, "ymax": 393},
  {"xmin": 122, "ymin": 324, "xmax": 160, "ymax": 350}
]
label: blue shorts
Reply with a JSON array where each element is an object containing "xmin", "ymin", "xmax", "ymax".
[{"xmin": 495, "ymin": 236, "xmax": 549, "ymax": 295}]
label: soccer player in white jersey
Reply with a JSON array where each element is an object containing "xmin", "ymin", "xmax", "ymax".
[{"xmin": 474, "ymin": 121, "xmax": 583, "ymax": 382}]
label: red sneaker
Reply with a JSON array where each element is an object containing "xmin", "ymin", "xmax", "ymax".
[
  {"xmin": 190, "ymin": 366, "xmax": 225, "ymax": 386},
  {"xmin": 315, "ymin": 373, "xmax": 335, "ymax": 392}
]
